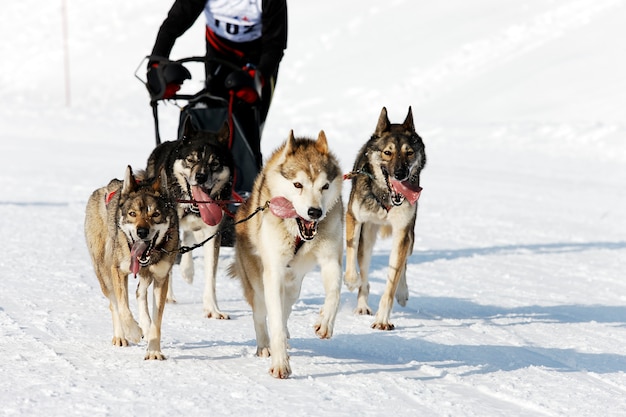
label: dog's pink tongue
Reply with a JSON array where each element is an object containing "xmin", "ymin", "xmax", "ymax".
[
  {"xmin": 191, "ymin": 186, "xmax": 223, "ymax": 226},
  {"xmin": 390, "ymin": 180, "xmax": 423, "ymax": 205},
  {"xmin": 269, "ymin": 196, "xmax": 298, "ymax": 219},
  {"xmin": 130, "ymin": 240, "xmax": 148, "ymax": 277}
]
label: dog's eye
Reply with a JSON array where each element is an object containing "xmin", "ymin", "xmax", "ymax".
[
  {"xmin": 383, "ymin": 150, "xmax": 392, "ymax": 156},
  {"xmin": 321, "ymin": 183, "xmax": 329, "ymax": 190},
  {"xmin": 152, "ymin": 211, "xmax": 161, "ymax": 218},
  {"xmin": 293, "ymin": 182, "xmax": 303, "ymax": 189},
  {"xmin": 128, "ymin": 211, "xmax": 136, "ymax": 217},
  {"xmin": 406, "ymin": 150, "xmax": 414, "ymax": 156}
]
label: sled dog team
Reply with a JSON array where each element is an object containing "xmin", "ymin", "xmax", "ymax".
[{"xmin": 84, "ymin": 107, "xmax": 427, "ymax": 378}]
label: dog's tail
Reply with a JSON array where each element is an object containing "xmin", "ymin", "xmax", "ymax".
[{"xmin": 228, "ymin": 246, "xmax": 258, "ymax": 308}]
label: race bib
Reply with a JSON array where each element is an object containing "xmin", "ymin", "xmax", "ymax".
[{"xmin": 205, "ymin": 0, "xmax": 263, "ymax": 43}]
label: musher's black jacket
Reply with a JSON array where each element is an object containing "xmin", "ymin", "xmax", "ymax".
[{"xmin": 151, "ymin": 0, "xmax": 287, "ymax": 79}]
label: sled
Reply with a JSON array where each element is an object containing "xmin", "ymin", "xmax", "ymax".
[{"xmin": 136, "ymin": 55, "xmax": 260, "ymax": 194}]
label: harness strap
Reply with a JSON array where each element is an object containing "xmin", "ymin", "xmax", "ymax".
[{"xmin": 105, "ymin": 190, "xmax": 116, "ymax": 205}]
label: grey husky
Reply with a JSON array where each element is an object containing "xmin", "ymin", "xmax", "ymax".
[
  {"xmin": 344, "ymin": 107, "xmax": 426, "ymax": 330},
  {"xmin": 84, "ymin": 166, "xmax": 179, "ymax": 359},
  {"xmin": 146, "ymin": 121, "xmax": 234, "ymax": 318}
]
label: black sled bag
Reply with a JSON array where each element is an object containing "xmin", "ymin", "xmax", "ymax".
[{"xmin": 177, "ymin": 97, "xmax": 258, "ymax": 195}]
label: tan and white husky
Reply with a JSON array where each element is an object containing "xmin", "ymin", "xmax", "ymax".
[{"xmin": 229, "ymin": 130, "xmax": 344, "ymax": 378}]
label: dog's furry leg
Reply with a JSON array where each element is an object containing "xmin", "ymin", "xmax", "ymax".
[
  {"xmin": 395, "ymin": 225, "xmax": 414, "ymax": 307},
  {"xmin": 202, "ymin": 232, "xmax": 228, "ymax": 319},
  {"xmin": 372, "ymin": 228, "xmax": 413, "ymax": 330},
  {"xmin": 180, "ymin": 230, "xmax": 195, "ymax": 284},
  {"xmin": 107, "ymin": 296, "xmax": 127, "ymax": 346},
  {"xmin": 136, "ymin": 277, "xmax": 153, "ymax": 338},
  {"xmin": 234, "ymin": 253, "xmax": 271, "ymax": 356},
  {"xmin": 314, "ymin": 253, "xmax": 342, "ymax": 338},
  {"xmin": 282, "ymin": 273, "xmax": 303, "ymax": 341},
  {"xmin": 264, "ymin": 269, "xmax": 291, "ymax": 379},
  {"xmin": 145, "ymin": 273, "xmax": 169, "ymax": 360},
  {"xmin": 111, "ymin": 266, "xmax": 142, "ymax": 344},
  {"xmin": 166, "ymin": 275, "xmax": 177, "ymax": 303},
  {"xmin": 251, "ymin": 289, "xmax": 271, "ymax": 357},
  {"xmin": 355, "ymin": 222, "xmax": 379, "ymax": 315},
  {"xmin": 344, "ymin": 209, "xmax": 362, "ymax": 292},
  {"xmin": 395, "ymin": 265, "xmax": 409, "ymax": 307}
]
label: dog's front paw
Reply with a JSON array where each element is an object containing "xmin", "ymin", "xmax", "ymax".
[
  {"xmin": 354, "ymin": 305, "xmax": 373, "ymax": 315},
  {"xmin": 371, "ymin": 309, "xmax": 395, "ymax": 330},
  {"xmin": 144, "ymin": 350, "xmax": 166, "ymax": 360},
  {"xmin": 204, "ymin": 307, "xmax": 230, "ymax": 320},
  {"xmin": 123, "ymin": 321, "xmax": 143, "ymax": 344},
  {"xmin": 256, "ymin": 346, "xmax": 271, "ymax": 358},
  {"xmin": 166, "ymin": 287, "xmax": 177, "ymax": 303},
  {"xmin": 111, "ymin": 337, "xmax": 129, "ymax": 347},
  {"xmin": 395, "ymin": 288, "xmax": 409, "ymax": 307},
  {"xmin": 313, "ymin": 321, "xmax": 333, "ymax": 339},
  {"xmin": 371, "ymin": 321, "xmax": 395, "ymax": 331},
  {"xmin": 344, "ymin": 269, "xmax": 361, "ymax": 292},
  {"xmin": 269, "ymin": 360, "xmax": 291, "ymax": 379}
]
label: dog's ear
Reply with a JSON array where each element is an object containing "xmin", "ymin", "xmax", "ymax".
[
  {"xmin": 122, "ymin": 165, "xmax": 137, "ymax": 195},
  {"xmin": 216, "ymin": 121, "xmax": 230, "ymax": 147},
  {"xmin": 182, "ymin": 117, "xmax": 197, "ymax": 141},
  {"xmin": 315, "ymin": 130, "xmax": 329, "ymax": 155},
  {"xmin": 153, "ymin": 167, "xmax": 169, "ymax": 195},
  {"xmin": 375, "ymin": 107, "xmax": 390, "ymax": 134},
  {"xmin": 283, "ymin": 129, "xmax": 296, "ymax": 156},
  {"xmin": 402, "ymin": 106, "xmax": 415, "ymax": 132}
]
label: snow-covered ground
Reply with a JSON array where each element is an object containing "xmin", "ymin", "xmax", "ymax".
[{"xmin": 1, "ymin": 0, "xmax": 625, "ymax": 415}]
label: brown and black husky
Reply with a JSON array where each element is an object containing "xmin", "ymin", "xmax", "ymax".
[
  {"xmin": 84, "ymin": 166, "xmax": 179, "ymax": 359},
  {"xmin": 344, "ymin": 107, "xmax": 427, "ymax": 330}
]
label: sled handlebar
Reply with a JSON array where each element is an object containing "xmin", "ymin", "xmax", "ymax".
[{"xmin": 135, "ymin": 55, "xmax": 243, "ymax": 105}]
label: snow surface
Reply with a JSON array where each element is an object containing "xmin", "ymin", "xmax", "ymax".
[{"xmin": 1, "ymin": 0, "xmax": 626, "ymax": 415}]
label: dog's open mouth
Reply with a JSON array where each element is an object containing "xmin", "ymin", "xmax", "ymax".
[
  {"xmin": 296, "ymin": 217, "xmax": 318, "ymax": 241},
  {"xmin": 381, "ymin": 167, "xmax": 422, "ymax": 206},
  {"xmin": 129, "ymin": 233, "xmax": 158, "ymax": 276},
  {"xmin": 190, "ymin": 185, "xmax": 223, "ymax": 226},
  {"xmin": 389, "ymin": 184, "xmax": 406, "ymax": 206},
  {"xmin": 269, "ymin": 196, "xmax": 318, "ymax": 241},
  {"xmin": 389, "ymin": 179, "xmax": 422, "ymax": 206}
]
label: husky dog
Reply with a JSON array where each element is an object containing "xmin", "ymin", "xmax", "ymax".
[
  {"xmin": 84, "ymin": 166, "xmax": 179, "ymax": 359},
  {"xmin": 344, "ymin": 107, "xmax": 426, "ymax": 330},
  {"xmin": 229, "ymin": 131, "xmax": 343, "ymax": 378},
  {"xmin": 146, "ymin": 121, "xmax": 234, "ymax": 319}
]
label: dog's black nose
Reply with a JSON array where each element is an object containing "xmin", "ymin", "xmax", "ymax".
[
  {"xmin": 137, "ymin": 227, "xmax": 149, "ymax": 239},
  {"xmin": 195, "ymin": 172, "xmax": 208, "ymax": 184},
  {"xmin": 308, "ymin": 207, "xmax": 322, "ymax": 220},
  {"xmin": 394, "ymin": 168, "xmax": 408, "ymax": 181}
]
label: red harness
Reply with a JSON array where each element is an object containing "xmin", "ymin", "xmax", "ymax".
[{"xmin": 105, "ymin": 190, "xmax": 116, "ymax": 205}]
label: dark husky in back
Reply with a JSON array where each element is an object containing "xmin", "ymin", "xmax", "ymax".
[
  {"xmin": 344, "ymin": 107, "xmax": 426, "ymax": 330},
  {"xmin": 146, "ymin": 121, "xmax": 234, "ymax": 318}
]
